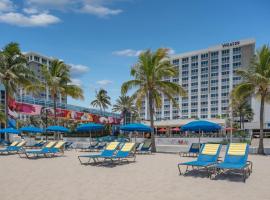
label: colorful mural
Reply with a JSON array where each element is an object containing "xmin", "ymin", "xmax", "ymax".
[{"xmin": 8, "ymin": 98, "xmax": 121, "ymax": 125}]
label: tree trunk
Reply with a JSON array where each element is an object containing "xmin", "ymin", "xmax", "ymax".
[
  {"xmin": 148, "ymin": 91, "xmax": 156, "ymax": 152},
  {"xmin": 53, "ymin": 93, "xmax": 57, "ymax": 125},
  {"xmin": 4, "ymin": 86, "xmax": 9, "ymax": 142},
  {"xmin": 258, "ymin": 95, "xmax": 265, "ymax": 154},
  {"xmin": 242, "ymin": 115, "xmax": 245, "ymax": 130}
]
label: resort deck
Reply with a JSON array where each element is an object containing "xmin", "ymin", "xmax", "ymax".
[{"xmin": 0, "ymin": 151, "xmax": 269, "ymax": 200}]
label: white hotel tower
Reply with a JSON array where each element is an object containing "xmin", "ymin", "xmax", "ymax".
[{"xmin": 140, "ymin": 39, "xmax": 255, "ymax": 121}]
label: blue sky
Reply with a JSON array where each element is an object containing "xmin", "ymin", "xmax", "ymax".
[{"xmin": 0, "ymin": 0, "xmax": 269, "ymax": 110}]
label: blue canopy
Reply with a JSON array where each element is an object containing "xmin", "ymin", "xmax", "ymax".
[
  {"xmin": 0, "ymin": 128, "xmax": 20, "ymax": 134},
  {"xmin": 120, "ymin": 123, "xmax": 152, "ymax": 132},
  {"xmin": 181, "ymin": 120, "xmax": 221, "ymax": 132},
  {"xmin": 46, "ymin": 126, "xmax": 70, "ymax": 133},
  {"xmin": 20, "ymin": 126, "xmax": 44, "ymax": 133},
  {"xmin": 76, "ymin": 123, "xmax": 104, "ymax": 132}
]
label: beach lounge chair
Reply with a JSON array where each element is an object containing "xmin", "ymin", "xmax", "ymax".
[
  {"xmin": 137, "ymin": 140, "xmax": 152, "ymax": 154},
  {"xmin": 211, "ymin": 143, "xmax": 252, "ymax": 182},
  {"xmin": 78, "ymin": 142, "xmax": 120, "ymax": 165},
  {"xmin": 177, "ymin": 143, "xmax": 222, "ymax": 176},
  {"xmin": 179, "ymin": 143, "xmax": 202, "ymax": 157},
  {"xmin": 20, "ymin": 141, "xmax": 57, "ymax": 158},
  {"xmin": 64, "ymin": 141, "xmax": 73, "ymax": 150},
  {"xmin": 25, "ymin": 140, "xmax": 46, "ymax": 149},
  {"xmin": 0, "ymin": 141, "xmax": 26, "ymax": 155},
  {"xmin": 103, "ymin": 142, "xmax": 136, "ymax": 163},
  {"xmin": 48, "ymin": 141, "xmax": 66, "ymax": 155}
]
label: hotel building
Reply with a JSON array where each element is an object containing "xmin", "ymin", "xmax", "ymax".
[{"xmin": 140, "ymin": 39, "xmax": 255, "ymax": 121}]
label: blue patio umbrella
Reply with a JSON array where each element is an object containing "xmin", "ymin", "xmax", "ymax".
[
  {"xmin": 46, "ymin": 126, "xmax": 70, "ymax": 140},
  {"xmin": 76, "ymin": 123, "xmax": 104, "ymax": 143},
  {"xmin": 120, "ymin": 123, "xmax": 152, "ymax": 132},
  {"xmin": 120, "ymin": 123, "xmax": 152, "ymax": 142},
  {"xmin": 181, "ymin": 120, "xmax": 222, "ymax": 143},
  {"xmin": 20, "ymin": 126, "xmax": 44, "ymax": 134},
  {"xmin": 0, "ymin": 128, "xmax": 20, "ymax": 134},
  {"xmin": 46, "ymin": 126, "xmax": 70, "ymax": 133}
]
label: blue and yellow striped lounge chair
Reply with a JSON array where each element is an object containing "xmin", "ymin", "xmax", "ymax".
[
  {"xmin": 21, "ymin": 141, "xmax": 57, "ymax": 158},
  {"xmin": 78, "ymin": 142, "xmax": 120, "ymax": 165},
  {"xmin": 48, "ymin": 141, "xmax": 66, "ymax": 155},
  {"xmin": 0, "ymin": 141, "xmax": 25, "ymax": 155},
  {"xmin": 177, "ymin": 143, "xmax": 222, "ymax": 176},
  {"xmin": 103, "ymin": 142, "xmax": 136, "ymax": 163},
  {"xmin": 211, "ymin": 143, "xmax": 252, "ymax": 182}
]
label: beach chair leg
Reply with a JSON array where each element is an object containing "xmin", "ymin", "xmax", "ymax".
[{"xmin": 177, "ymin": 164, "xmax": 182, "ymax": 175}]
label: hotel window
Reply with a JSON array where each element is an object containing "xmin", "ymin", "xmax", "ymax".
[
  {"xmin": 210, "ymin": 51, "xmax": 219, "ymax": 58},
  {"xmin": 201, "ymin": 108, "xmax": 208, "ymax": 112},
  {"xmin": 42, "ymin": 58, "xmax": 47, "ymax": 64},
  {"xmin": 201, "ymin": 101, "xmax": 208, "ymax": 106},
  {"xmin": 222, "ymin": 49, "xmax": 230, "ymax": 56},
  {"xmin": 211, "ymin": 59, "xmax": 219, "ymax": 65},
  {"xmin": 191, "ymin": 62, "xmax": 198, "ymax": 68},
  {"xmin": 201, "ymin": 74, "xmax": 208, "ymax": 79},
  {"xmin": 201, "ymin": 60, "xmax": 208, "ymax": 67},
  {"xmin": 34, "ymin": 56, "xmax": 40, "ymax": 62},
  {"xmin": 211, "ymin": 79, "xmax": 218, "ymax": 84},
  {"xmin": 201, "ymin": 115, "xmax": 208, "ymax": 119},
  {"xmin": 182, "ymin": 64, "xmax": 189, "ymax": 70},
  {"xmin": 182, "ymin": 103, "xmax": 188, "ymax": 107},
  {"xmin": 233, "ymin": 62, "xmax": 241, "ymax": 68},
  {"xmin": 211, "ymin": 107, "xmax": 218, "ymax": 112},
  {"xmin": 191, "ymin": 69, "xmax": 198, "ymax": 74},
  {"xmin": 201, "ymin": 81, "xmax": 208, "ymax": 85},
  {"xmin": 233, "ymin": 47, "xmax": 241, "ymax": 54},
  {"xmin": 201, "ymin": 88, "xmax": 208, "ymax": 92},
  {"xmin": 191, "ymin": 89, "xmax": 198, "ymax": 93},
  {"xmin": 191, "ymin": 76, "xmax": 198, "ymax": 81},
  {"xmin": 201, "ymin": 67, "xmax": 208, "ymax": 73},
  {"xmin": 201, "ymin": 53, "xmax": 209, "ymax": 60},
  {"xmin": 211, "ymin": 93, "xmax": 218, "ymax": 98},
  {"xmin": 191, "ymin": 82, "xmax": 198, "ymax": 87},
  {"xmin": 222, "ymin": 107, "xmax": 228, "ymax": 111},
  {"xmin": 191, "ymin": 55, "xmax": 198, "ymax": 62},
  {"xmin": 182, "ymin": 71, "xmax": 188, "ymax": 76},
  {"xmin": 211, "ymin": 100, "xmax": 218, "ymax": 105},
  {"xmin": 201, "ymin": 94, "xmax": 208, "ymax": 99},
  {"xmin": 173, "ymin": 78, "xmax": 179, "ymax": 83},
  {"xmin": 222, "ymin": 71, "xmax": 230, "ymax": 76},
  {"xmin": 222, "ymin": 92, "xmax": 229, "ymax": 97},
  {"xmin": 182, "ymin": 77, "xmax": 188, "ymax": 82},
  {"xmin": 222, "ymin": 57, "xmax": 230, "ymax": 64},
  {"xmin": 191, "ymin": 96, "xmax": 198, "ymax": 100},
  {"xmin": 182, "ymin": 57, "xmax": 189, "ymax": 64},
  {"xmin": 222, "ymin": 64, "xmax": 230, "ymax": 71},
  {"xmin": 191, "ymin": 109, "xmax": 198, "ymax": 113},
  {"xmin": 172, "ymin": 59, "xmax": 179, "ymax": 65},
  {"xmin": 191, "ymin": 102, "xmax": 198, "ymax": 106},
  {"xmin": 211, "ymin": 72, "xmax": 218, "ymax": 77}
]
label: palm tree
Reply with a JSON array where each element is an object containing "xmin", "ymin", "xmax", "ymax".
[
  {"xmin": 0, "ymin": 42, "xmax": 37, "ymax": 129},
  {"xmin": 41, "ymin": 59, "xmax": 84, "ymax": 124},
  {"xmin": 121, "ymin": 48, "xmax": 186, "ymax": 152},
  {"xmin": 230, "ymin": 95, "xmax": 254, "ymax": 129},
  {"xmin": 113, "ymin": 95, "xmax": 138, "ymax": 124},
  {"xmin": 233, "ymin": 45, "xmax": 270, "ymax": 154},
  {"xmin": 91, "ymin": 88, "xmax": 111, "ymax": 111}
]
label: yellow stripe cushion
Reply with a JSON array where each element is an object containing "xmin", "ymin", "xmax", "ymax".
[
  {"xmin": 46, "ymin": 141, "xmax": 56, "ymax": 148},
  {"xmin": 10, "ymin": 141, "xmax": 19, "ymax": 146},
  {"xmin": 106, "ymin": 142, "xmax": 119, "ymax": 150},
  {"xmin": 121, "ymin": 143, "xmax": 135, "ymax": 152},
  {"xmin": 201, "ymin": 144, "xmax": 219, "ymax": 155},
  {"xmin": 54, "ymin": 141, "xmax": 65, "ymax": 148},
  {"xmin": 17, "ymin": 141, "xmax": 26, "ymax": 147},
  {"xmin": 228, "ymin": 143, "xmax": 247, "ymax": 156}
]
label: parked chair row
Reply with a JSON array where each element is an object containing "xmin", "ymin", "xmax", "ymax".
[
  {"xmin": 179, "ymin": 143, "xmax": 202, "ymax": 157},
  {"xmin": 0, "ymin": 141, "xmax": 26, "ymax": 155},
  {"xmin": 19, "ymin": 141, "xmax": 66, "ymax": 159},
  {"xmin": 78, "ymin": 142, "xmax": 136, "ymax": 165},
  {"xmin": 177, "ymin": 143, "xmax": 252, "ymax": 182}
]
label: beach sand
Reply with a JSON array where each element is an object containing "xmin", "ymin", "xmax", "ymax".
[{"xmin": 0, "ymin": 150, "xmax": 269, "ymax": 200}]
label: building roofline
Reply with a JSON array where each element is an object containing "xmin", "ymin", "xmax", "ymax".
[{"xmin": 170, "ymin": 38, "xmax": 256, "ymax": 59}]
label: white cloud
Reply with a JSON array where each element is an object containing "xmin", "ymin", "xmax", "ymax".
[
  {"xmin": 69, "ymin": 64, "xmax": 90, "ymax": 77},
  {"xmin": 0, "ymin": 0, "xmax": 14, "ymax": 12},
  {"xmin": 0, "ymin": 12, "xmax": 60, "ymax": 27},
  {"xmin": 26, "ymin": 0, "xmax": 72, "ymax": 8},
  {"xmin": 112, "ymin": 49, "xmax": 143, "ymax": 57},
  {"xmin": 168, "ymin": 48, "xmax": 175, "ymax": 55},
  {"xmin": 71, "ymin": 78, "xmax": 82, "ymax": 86},
  {"xmin": 81, "ymin": 4, "xmax": 122, "ymax": 17},
  {"xmin": 96, "ymin": 80, "xmax": 113, "ymax": 86},
  {"xmin": 23, "ymin": 7, "xmax": 39, "ymax": 14}
]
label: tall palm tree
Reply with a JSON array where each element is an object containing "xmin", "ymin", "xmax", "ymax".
[
  {"xmin": 91, "ymin": 88, "xmax": 111, "ymax": 111},
  {"xmin": 113, "ymin": 95, "xmax": 138, "ymax": 124},
  {"xmin": 0, "ymin": 42, "xmax": 37, "ymax": 128},
  {"xmin": 233, "ymin": 45, "xmax": 270, "ymax": 154},
  {"xmin": 121, "ymin": 48, "xmax": 186, "ymax": 152},
  {"xmin": 41, "ymin": 59, "xmax": 84, "ymax": 124}
]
